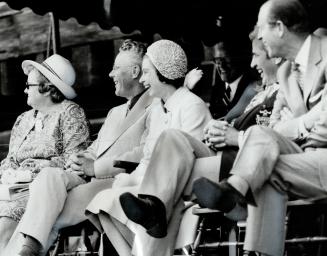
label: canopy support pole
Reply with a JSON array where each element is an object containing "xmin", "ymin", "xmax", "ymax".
[
  {"xmin": 47, "ymin": 12, "xmax": 61, "ymax": 56},
  {"xmin": 46, "ymin": 18, "xmax": 52, "ymax": 57}
]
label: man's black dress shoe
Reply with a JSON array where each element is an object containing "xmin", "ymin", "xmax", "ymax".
[
  {"xmin": 119, "ymin": 192, "xmax": 168, "ymax": 238},
  {"xmin": 193, "ymin": 177, "xmax": 247, "ymax": 217}
]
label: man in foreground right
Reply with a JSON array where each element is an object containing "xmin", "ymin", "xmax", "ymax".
[{"xmin": 194, "ymin": 0, "xmax": 327, "ymax": 255}]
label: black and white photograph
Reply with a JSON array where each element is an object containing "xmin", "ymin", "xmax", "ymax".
[{"xmin": 0, "ymin": 0, "xmax": 327, "ymax": 255}]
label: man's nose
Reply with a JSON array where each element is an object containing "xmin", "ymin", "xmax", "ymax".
[{"xmin": 250, "ymin": 58, "xmax": 256, "ymax": 68}]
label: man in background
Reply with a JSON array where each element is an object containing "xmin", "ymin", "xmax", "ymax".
[{"xmin": 210, "ymin": 38, "xmax": 259, "ymax": 120}]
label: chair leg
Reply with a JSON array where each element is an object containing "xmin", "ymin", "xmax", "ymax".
[
  {"xmin": 317, "ymin": 213, "xmax": 326, "ymax": 256},
  {"xmin": 235, "ymin": 221, "xmax": 246, "ymax": 256},
  {"xmin": 228, "ymin": 227, "xmax": 237, "ymax": 256},
  {"xmin": 49, "ymin": 232, "xmax": 62, "ymax": 256},
  {"xmin": 191, "ymin": 217, "xmax": 205, "ymax": 256}
]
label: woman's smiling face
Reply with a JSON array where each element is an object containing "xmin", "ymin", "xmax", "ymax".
[{"xmin": 139, "ymin": 56, "xmax": 166, "ymax": 98}]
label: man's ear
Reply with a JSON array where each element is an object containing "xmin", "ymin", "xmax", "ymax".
[
  {"xmin": 275, "ymin": 20, "xmax": 285, "ymax": 38},
  {"xmin": 132, "ymin": 65, "xmax": 141, "ymax": 79}
]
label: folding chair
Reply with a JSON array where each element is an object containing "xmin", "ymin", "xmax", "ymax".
[
  {"xmin": 284, "ymin": 199, "xmax": 327, "ymax": 256},
  {"xmin": 190, "ymin": 207, "xmax": 245, "ymax": 256},
  {"xmin": 190, "ymin": 199, "xmax": 327, "ymax": 256},
  {"xmin": 49, "ymin": 221, "xmax": 100, "ymax": 256}
]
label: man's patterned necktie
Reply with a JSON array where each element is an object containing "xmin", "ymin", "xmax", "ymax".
[
  {"xmin": 292, "ymin": 62, "xmax": 304, "ymax": 92},
  {"xmin": 222, "ymin": 85, "xmax": 231, "ymax": 107}
]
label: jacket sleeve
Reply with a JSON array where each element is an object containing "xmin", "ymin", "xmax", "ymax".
[
  {"xmin": 225, "ymin": 83, "xmax": 257, "ymax": 122},
  {"xmin": 268, "ymin": 88, "xmax": 299, "ymax": 136},
  {"xmin": 304, "ymin": 88, "xmax": 327, "ymax": 144},
  {"xmin": 271, "ymin": 65, "xmax": 327, "ymax": 143},
  {"xmin": 269, "ymin": 62, "xmax": 305, "ymax": 140},
  {"xmin": 180, "ymin": 101, "xmax": 212, "ymax": 141}
]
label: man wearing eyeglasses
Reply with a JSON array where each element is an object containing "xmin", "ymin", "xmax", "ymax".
[{"xmin": 210, "ymin": 38, "xmax": 259, "ymax": 121}]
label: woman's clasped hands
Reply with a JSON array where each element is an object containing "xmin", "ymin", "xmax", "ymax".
[{"xmin": 203, "ymin": 119, "xmax": 239, "ymax": 150}]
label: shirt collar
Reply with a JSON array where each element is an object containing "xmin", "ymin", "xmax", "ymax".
[
  {"xmin": 163, "ymin": 87, "xmax": 188, "ymax": 112},
  {"xmin": 295, "ymin": 35, "xmax": 311, "ymax": 72},
  {"xmin": 226, "ymin": 75, "xmax": 243, "ymax": 100},
  {"xmin": 265, "ymin": 82, "xmax": 279, "ymax": 93},
  {"xmin": 126, "ymin": 88, "xmax": 147, "ymax": 110}
]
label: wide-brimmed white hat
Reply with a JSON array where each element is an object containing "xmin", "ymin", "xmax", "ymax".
[{"xmin": 22, "ymin": 54, "xmax": 77, "ymax": 99}]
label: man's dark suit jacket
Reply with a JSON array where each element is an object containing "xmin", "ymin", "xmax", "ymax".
[
  {"xmin": 219, "ymin": 90, "xmax": 278, "ymax": 180},
  {"xmin": 209, "ymin": 71, "xmax": 258, "ymax": 120}
]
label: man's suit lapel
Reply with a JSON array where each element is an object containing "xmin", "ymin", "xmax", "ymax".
[
  {"xmin": 96, "ymin": 109, "xmax": 126, "ymax": 157},
  {"xmin": 120, "ymin": 90, "xmax": 152, "ymax": 136},
  {"xmin": 285, "ymin": 62, "xmax": 307, "ymax": 115},
  {"xmin": 303, "ymin": 36, "xmax": 322, "ymax": 103},
  {"xmin": 96, "ymin": 90, "xmax": 153, "ymax": 158}
]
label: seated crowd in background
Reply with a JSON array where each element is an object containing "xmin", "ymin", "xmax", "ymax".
[{"xmin": 0, "ymin": 0, "xmax": 327, "ymax": 255}]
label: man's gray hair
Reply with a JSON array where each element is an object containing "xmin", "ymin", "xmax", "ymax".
[{"xmin": 119, "ymin": 39, "xmax": 147, "ymax": 63}]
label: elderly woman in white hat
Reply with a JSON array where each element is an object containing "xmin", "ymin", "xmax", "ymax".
[
  {"xmin": 85, "ymin": 39, "xmax": 211, "ymax": 256},
  {"xmin": 0, "ymin": 54, "xmax": 89, "ymax": 252}
]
